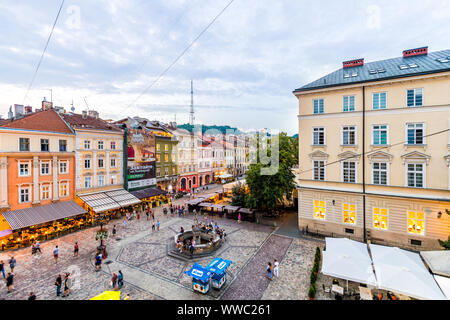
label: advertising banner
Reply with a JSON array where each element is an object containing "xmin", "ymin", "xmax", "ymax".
[{"xmin": 127, "ymin": 129, "xmax": 156, "ymax": 190}]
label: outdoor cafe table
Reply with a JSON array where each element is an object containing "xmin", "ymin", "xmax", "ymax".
[{"xmin": 332, "ymin": 284, "xmax": 344, "ymax": 296}]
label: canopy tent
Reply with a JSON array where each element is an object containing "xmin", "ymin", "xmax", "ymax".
[
  {"xmin": 131, "ymin": 187, "xmax": 168, "ymax": 200},
  {"xmin": 420, "ymin": 250, "xmax": 450, "ymax": 277},
  {"xmin": 90, "ymin": 291, "xmax": 121, "ymax": 300},
  {"xmin": 198, "ymin": 202, "xmax": 214, "ymax": 208},
  {"xmin": 370, "ymin": 244, "xmax": 446, "ymax": 300},
  {"xmin": 223, "ymin": 205, "xmax": 240, "ymax": 212},
  {"xmin": 1, "ymin": 200, "xmax": 86, "ymax": 230},
  {"xmin": 434, "ymin": 275, "xmax": 450, "ymax": 300},
  {"xmin": 185, "ymin": 197, "xmax": 206, "ymax": 206},
  {"xmin": 206, "ymin": 258, "xmax": 232, "ymax": 275},
  {"xmin": 238, "ymin": 208, "xmax": 253, "ymax": 214},
  {"xmin": 184, "ymin": 263, "xmax": 212, "ymax": 282},
  {"xmin": 321, "ymin": 238, "xmax": 377, "ymax": 286}
]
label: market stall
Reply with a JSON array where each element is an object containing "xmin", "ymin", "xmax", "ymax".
[
  {"xmin": 237, "ymin": 207, "xmax": 255, "ymax": 222},
  {"xmin": 184, "ymin": 263, "xmax": 212, "ymax": 294},
  {"xmin": 206, "ymin": 257, "xmax": 232, "ymax": 290},
  {"xmin": 130, "ymin": 187, "xmax": 169, "ymax": 210}
]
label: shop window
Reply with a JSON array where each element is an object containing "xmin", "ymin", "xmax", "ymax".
[
  {"xmin": 373, "ymin": 207, "xmax": 388, "ymax": 230},
  {"xmin": 343, "ymin": 203, "xmax": 356, "ymax": 225},
  {"xmin": 407, "ymin": 211, "xmax": 424, "ymax": 235},
  {"xmin": 313, "ymin": 200, "xmax": 326, "ymax": 220}
]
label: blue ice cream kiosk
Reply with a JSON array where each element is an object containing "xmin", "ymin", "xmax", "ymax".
[
  {"xmin": 206, "ymin": 257, "xmax": 232, "ymax": 290},
  {"xmin": 184, "ymin": 263, "xmax": 212, "ymax": 294}
]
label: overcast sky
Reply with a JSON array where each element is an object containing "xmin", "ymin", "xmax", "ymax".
[{"xmin": 0, "ymin": 0, "xmax": 449, "ymax": 135}]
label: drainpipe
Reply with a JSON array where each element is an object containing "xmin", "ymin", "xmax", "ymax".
[
  {"xmin": 123, "ymin": 127, "xmax": 128, "ymax": 191},
  {"xmin": 362, "ymin": 86, "xmax": 366, "ymax": 243}
]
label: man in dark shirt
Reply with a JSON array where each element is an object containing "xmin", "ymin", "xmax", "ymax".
[
  {"xmin": 28, "ymin": 292, "xmax": 36, "ymax": 300},
  {"xmin": 6, "ymin": 273, "xmax": 14, "ymax": 293}
]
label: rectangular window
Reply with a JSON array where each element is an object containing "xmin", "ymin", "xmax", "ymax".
[
  {"xmin": 40, "ymin": 162, "xmax": 50, "ymax": 175},
  {"xmin": 165, "ymin": 144, "xmax": 169, "ymax": 151},
  {"xmin": 97, "ymin": 141, "xmax": 104, "ymax": 150},
  {"xmin": 110, "ymin": 175, "xmax": 117, "ymax": 185},
  {"xmin": 19, "ymin": 138, "xmax": 30, "ymax": 151},
  {"xmin": 19, "ymin": 162, "xmax": 30, "ymax": 177},
  {"xmin": 164, "ymin": 167, "xmax": 169, "ymax": 175},
  {"xmin": 313, "ymin": 127, "xmax": 325, "ymax": 145},
  {"xmin": 164, "ymin": 154, "xmax": 169, "ymax": 162},
  {"xmin": 342, "ymin": 126, "xmax": 356, "ymax": 145},
  {"xmin": 372, "ymin": 162, "xmax": 388, "ymax": 185},
  {"xmin": 407, "ymin": 88, "xmax": 423, "ymax": 107},
  {"xmin": 40, "ymin": 184, "xmax": 51, "ymax": 200},
  {"xmin": 110, "ymin": 141, "xmax": 116, "ymax": 150},
  {"xmin": 40, "ymin": 139, "xmax": 49, "ymax": 152},
  {"xmin": 84, "ymin": 140, "xmax": 91, "ymax": 149},
  {"xmin": 373, "ymin": 125, "xmax": 388, "ymax": 145},
  {"xmin": 84, "ymin": 176, "xmax": 91, "ymax": 188},
  {"xmin": 313, "ymin": 200, "xmax": 326, "ymax": 220},
  {"xmin": 373, "ymin": 207, "xmax": 388, "ymax": 230},
  {"xmin": 59, "ymin": 182, "xmax": 68, "ymax": 198},
  {"xmin": 407, "ymin": 123, "xmax": 424, "ymax": 145},
  {"xmin": 59, "ymin": 140, "xmax": 67, "ymax": 152},
  {"xmin": 19, "ymin": 187, "xmax": 30, "ymax": 203},
  {"xmin": 156, "ymin": 154, "xmax": 161, "ymax": 162},
  {"xmin": 84, "ymin": 158, "xmax": 91, "ymax": 169},
  {"xmin": 98, "ymin": 175, "xmax": 105, "ymax": 187},
  {"xmin": 343, "ymin": 95, "xmax": 355, "ymax": 112},
  {"xmin": 156, "ymin": 168, "xmax": 161, "ymax": 177},
  {"xmin": 313, "ymin": 99, "xmax": 324, "ymax": 114},
  {"xmin": 407, "ymin": 211, "xmax": 424, "ymax": 235},
  {"xmin": 156, "ymin": 144, "xmax": 161, "ymax": 151},
  {"xmin": 172, "ymin": 167, "xmax": 176, "ymax": 175},
  {"xmin": 98, "ymin": 158, "xmax": 104, "ymax": 169},
  {"xmin": 313, "ymin": 161, "xmax": 325, "ymax": 181},
  {"xmin": 373, "ymin": 92, "xmax": 387, "ymax": 110},
  {"xmin": 59, "ymin": 161, "xmax": 68, "ymax": 174},
  {"xmin": 342, "ymin": 161, "xmax": 356, "ymax": 183},
  {"xmin": 110, "ymin": 157, "xmax": 116, "ymax": 168},
  {"xmin": 343, "ymin": 203, "xmax": 356, "ymax": 225},
  {"xmin": 407, "ymin": 163, "xmax": 424, "ymax": 188}
]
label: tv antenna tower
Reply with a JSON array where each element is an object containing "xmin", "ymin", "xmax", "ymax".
[{"xmin": 189, "ymin": 80, "xmax": 195, "ymax": 125}]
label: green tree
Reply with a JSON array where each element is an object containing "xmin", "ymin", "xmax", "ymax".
[
  {"xmin": 231, "ymin": 182, "xmax": 247, "ymax": 207},
  {"xmin": 245, "ymin": 132, "xmax": 296, "ymax": 212}
]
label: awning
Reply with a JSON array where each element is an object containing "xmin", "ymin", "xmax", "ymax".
[
  {"xmin": 238, "ymin": 208, "xmax": 253, "ymax": 214},
  {"xmin": 321, "ymin": 238, "xmax": 378, "ymax": 286},
  {"xmin": 198, "ymin": 202, "xmax": 214, "ymax": 208},
  {"xmin": 131, "ymin": 187, "xmax": 168, "ymax": 200},
  {"xmin": 420, "ymin": 251, "xmax": 450, "ymax": 277},
  {"xmin": 79, "ymin": 189, "xmax": 141, "ymax": 213},
  {"xmin": 185, "ymin": 197, "xmax": 206, "ymax": 205},
  {"xmin": 206, "ymin": 258, "xmax": 232, "ymax": 276},
  {"xmin": 434, "ymin": 275, "xmax": 450, "ymax": 300},
  {"xmin": 1, "ymin": 200, "xmax": 87, "ymax": 231},
  {"xmin": 223, "ymin": 205, "xmax": 240, "ymax": 212},
  {"xmin": 184, "ymin": 263, "xmax": 212, "ymax": 282},
  {"xmin": 370, "ymin": 244, "xmax": 446, "ymax": 300},
  {"xmin": 210, "ymin": 204, "xmax": 225, "ymax": 210}
]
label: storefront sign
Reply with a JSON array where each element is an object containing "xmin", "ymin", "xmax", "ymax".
[{"xmin": 128, "ymin": 162, "xmax": 156, "ymax": 189}]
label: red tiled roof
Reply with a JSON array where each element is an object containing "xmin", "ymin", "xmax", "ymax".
[
  {"xmin": 0, "ymin": 109, "xmax": 73, "ymax": 134},
  {"xmin": 60, "ymin": 112, "xmax": 122, "ymax": 132}
]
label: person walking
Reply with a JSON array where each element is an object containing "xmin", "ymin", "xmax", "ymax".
[
  {"xmin": 35, "ymin": 240, "xmax": 41, "ymax": 254},
  {"xmin": 266, "ymin": 262, "xmax": 273, "ymax": 280},
  {"xmin": 151, "ymin": 210, "xmax": 155, "ymax": 221},
  {"xmin": 117, "ymin": 270, "xmax": 124, "ymax": 288},
  {"xmin": 73, "ymin": 242, "xmax": 79, "ymax": 257},
  {"xmin": 273, "ymin": 259, "xmax": 279, "ymax": 278},
  {"xmin": 145, "ymin": 210, "xmax": 149, "ymax": 221},
  {"xmin": 111, "ymin": 272, "xmax": 118, "ymax": 291},
  {"xmin": 152, "ymin": 221, "xmax": 156, "ymax": 232},
  {"xmin": 238, "ymin": 213, "xmax": 241, "ymax": 224},
  {"xmin": 62, "ymin": 273, "xmax": 71, "ymax": 297},
  {"xmin": 0, "ymin": 260, "xmax": 5, "ymax": 279},
  {"xmin": 137, "ymin": 210, "xmax": 140, "ymax": 221},
  {"xmin": 95, "ymin": 253, "xmax": 102, "ymax": 271},
  {"xmin": 112, "ymin": 225, "xmax": 117, "ymax": 238},
  {"xmin": 8, "ymin": 256, "xmax": 16, "ymax": 273},
  {"xmin": 55, "ymin": 274, "xmax": 62, "ymax": 297},
  {"xmin": 6, "ymin": 272, "xmax": 14, "ymax": 293},
  {"xmin": 53, "ymin": 246, "xmax": 59, "ymax": 263},
  {"xmin": 123, "ymin": 217, "xmax": 127, "ymax": 228},
  {"xmin": 28, "ymin": 292, "xmax": 36, "ymax": 300}
]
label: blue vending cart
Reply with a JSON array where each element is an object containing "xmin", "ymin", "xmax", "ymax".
[
  {"xmin": 184, "ymin": 263, "xmax": 212, "ymax": 294},
  {"xmin": 206, "ymin": 257, "xmax": 232, "ymax": 290}
]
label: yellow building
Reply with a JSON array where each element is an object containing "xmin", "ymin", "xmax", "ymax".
[{"xmin": 294, "ymin": 47, "xmax": 450, "ymax": 250}]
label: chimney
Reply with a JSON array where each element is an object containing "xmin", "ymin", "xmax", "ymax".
[
  {"xmin": 343, "ymin": 58, "xmax": 364, "ymax": 68},
  {"xmin": 403, "ymin": 46, "xmax": 428, "ymax": 58},
  {"xmin": 14, "ymin": 104, "xmax": 24, "ymax": 117},
  {"xmin": 82, "ymin": 110, "xmax": 87, "ymax": 119},
  {"xmin": 24, "ymin": 106, "xmax": 33, "ymax": 114},
  {"xmin": 88, "ymin": 110, "xmax": 99, "ymax": 119}
]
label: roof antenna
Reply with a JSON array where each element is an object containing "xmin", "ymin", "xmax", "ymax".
[{"xmin": 83, "ymin": 96, "xmax": 90, "ymax": 111}]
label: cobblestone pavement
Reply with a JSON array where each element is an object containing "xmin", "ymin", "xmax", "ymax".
[{"xmin": 0, "ymin": 186, "xmax": 324, "ymax": 300}]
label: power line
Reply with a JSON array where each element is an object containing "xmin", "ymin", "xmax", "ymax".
[
  {"xmin": 23, "ymin": 0, "xmax": 65, "ymax": 105},
  {"xmin": 298, "ymin": 128, "xmax": 450, "ymax": 176},
  {"xmin": 122, "ymin": 0, "xmax": 236, "ymax": 114}
]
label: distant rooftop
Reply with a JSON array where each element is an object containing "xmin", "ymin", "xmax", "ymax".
[
  {"xmin": 60, "ymin": 112, "xmax": 122, "ymax": 132},
  {"xmin": 294, "ymin": 48, "xmax": 450, "ymax": 93},
  {"xmin": 0, "ymin": 109, "xmax": 73, "ymax": 134}
]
